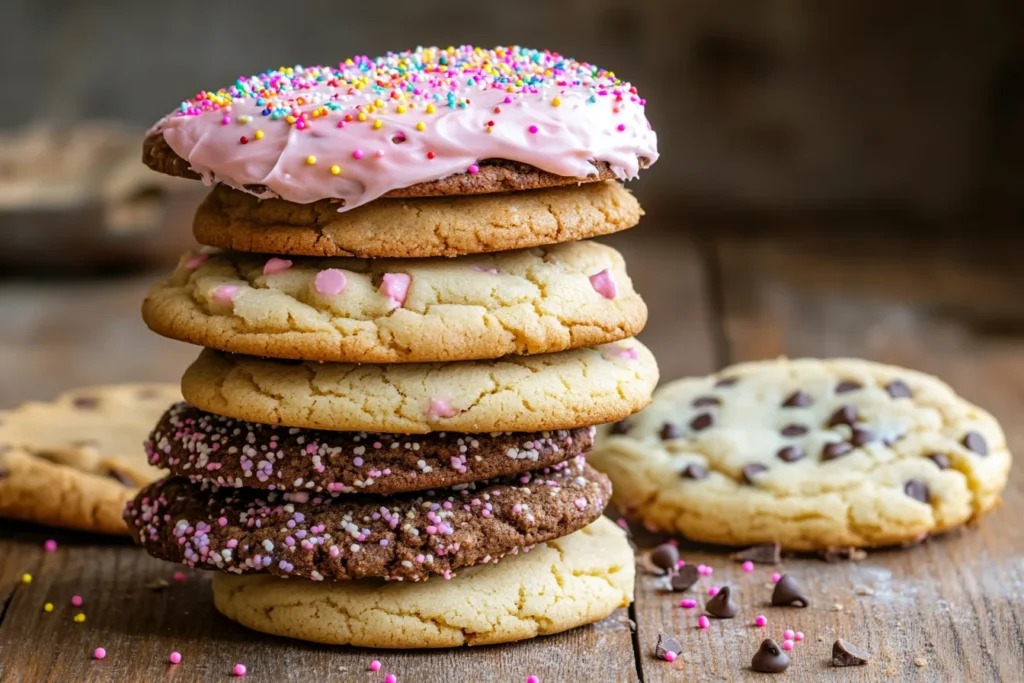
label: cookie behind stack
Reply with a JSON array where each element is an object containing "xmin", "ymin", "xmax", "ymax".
[{"xmin": 126, "ymin": 45, "xmax": 659, "ymax": 648}]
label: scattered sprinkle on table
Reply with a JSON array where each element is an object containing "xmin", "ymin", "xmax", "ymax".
[
  {"xmin": 43, "ymin": 603, "xmax": 53, "ymax": 613},
  {"xmin": 169, "ymin": 651, "xmax": 182, "ymax": 664},
  {"xmin": 755, "ymin": 615, "xmax": 768, "ymax": 627},
  {"xmin": 369, "ymin": 660, "xmax": 381, "ymax": 672},
  {"xmin": 173, "ymin": 571, "xmax": 186, "ymax": 583},
  {"xmin": 20, "ymin": 573, "xmax": 31, "ymax": 584},
  {"xmin": 71, "ymin": 595, "xmax": 83, "ymax": 607},
  {"xmin": 385, "ymin": 675, "xmax": 397, "ymax": 683},
  {"xmin": 93, "ymin": 648, "xmax": 106, "ymax": 660},
  {"xmin": 44, "ymin": 539, "xmax": 57, "ymax": 552},
  {"xmin": 233, "ymin": 663, "xmax": 247, "ymax": 676},
  {"xmin": 527, "ymin": 676, "xmax": 540, "ymax": 683},
  {"xmin": 74, "ymin": 613, "xmax": 86, "ymax": 623}
]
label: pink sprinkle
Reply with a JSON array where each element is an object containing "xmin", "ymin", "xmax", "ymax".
[
  {"xmin": 173, "ymin": 571, "xmax": 185, "ymax": 583},
  {"xmin": 663, "ymin": 651, "xmax": 677, "ymax": 663},
  {"xmin": 697, "ymin": 564, "xmax": 713, "ymax": 576},
  {"xmin": 263, "ymin": 257, "xmax": 293, "ymax": 275},
  {"xmin": 93, "ymin": 648, "xmax": 106, "ymax": 660},
  {"xmin": 184, "ymin": 253, "xmax": 209, "ymax": 271},
  {"xmin": 352, "ymin": 149, "xmax": 364, "ymax": 159},
  {"xmin": 380, "ymin": 273, "xmax": 411, "ymax": 307},
  {"xmin": 71, "ymin": 595, "xmax": 83, "ymax": 607},
  {"xmin": 213, "ymin": 285, "xmax": 239, "ymax": 304},
  {"xmin": 314, "ymin": 268, "xmax": 347, "ymax": 296},
  {"xmin": 742, "ymin": 561, "xmax": 755, "ymax": 573},
  {"xmin": 782, "ymin": 640, "xmax": 794, "ymax": 651},
  {"xmin": 676, "ymin": 560, "xmax": 686, "ymax": 568},
  {"xmin": 527, "ymin": 677, "xmax": 539, "ymax": 683},
  {"xmin": 698, "ymin": 616, "xmax": 710, "ymax": 629},
  {"xmin": 679, "ymin": 599, "xmax": 697, "ymax": 609},
  {"xmin": 589, "ymin": 269, "xmax": 618, "ymax": 299},
  {"xmin": 708, "ymin": 586, "xmax": 719, "ymax": 597},
  {"xmin": 772, "ymin": 573, "xmax": 782, "ymax": 583},
  {"xmin": 528, "ymin": 125, "xmax": 539, "ymax": 134},
  {"xmin": 795, "ymin": 632, "xmax": 805, "ymax": 641},
  {"xmin": 385, "ymin": 675, "xmax": 397, "ymax": 683},
  {"xmin": 369, "ymin": 660, "xmax": 381, "ymax": 672},
  {"xmin": 169, "ymin": 651, "xmax": 182, "ymax": 664},
  {"xmin": 218, "ymin": 517, "xmax": 228, "ymax": 527},
  {"xmin": 784, "ymin": 629, "xmax": 795, "ymax": 640},
  {"xmin": 468, "ymin": 164, "xmax": 480, "ymax": 174},
  {"xmin": 755, "ymin": 615, "xmax": 767, "ymax": 627},
  {"xmin": 427, "ymin": 398, "xmax": 458, "ymax": 420},
  {"xmin": 233, "ymin": 664, "xmax": 247, "ymax": 676},
  {"xmin": 44, "ymin": 539, "xmax": 57, "ymax": 552},
  {"xmin": 617, "ymin": 123, "xmax": 626, "ymax": 131}
]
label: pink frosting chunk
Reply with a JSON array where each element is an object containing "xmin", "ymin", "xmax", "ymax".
[
  {"xmin": 263, "ymin": 257, "xmax": 293, "ymax": 275},
  {"xmin": 380, "ymin": 273, "xmax": 411, "ymax": 307},
  {"xmin": 213, "ymin": 285, "xmax": 239, "ymax": 304},
  {"xmin": 426, "ymin": 398, "xmax": 458, "ymax": 420},
  {"xmin": 151, "ymin": 46, "xmax": 658, "ymax": 210},
  {"xmin": 184, "ymin": 253, "xmax": 209, "ymax": 270},
  {"xmin": 589, "ymin": 268, "xmax": 618, "ymax": 299},
  {"xmin": 313, "ymin": 268, "xmax": 347, "ymax": 296}
]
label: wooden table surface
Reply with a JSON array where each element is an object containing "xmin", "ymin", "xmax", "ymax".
[{"xmin": 1, "ymin": 223, "xmax": 1022, "ymax": 682}]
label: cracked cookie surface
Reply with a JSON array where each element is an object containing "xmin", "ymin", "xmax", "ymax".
[
  {"xmin": 126, "ymin": 456, "xmax": 610, "ymax": 582},
  {"xmin": 148, "ymin": 402, "xmax": 594, "ymax": 494},
  {"xmin": 211, "ymin": 516, "xmax": 633, "ymax": 648},
  {"xmin": 194, "ymin": 181, "xmax": 642, "ymax": 258},
  {"xmin": 181, "ymin": 338, "xmax": 658, "ymax": 433},
  {"xmin": 589, "ymin": 358, "xmax": 1011, "ymax": 550},
  {"xmin": 144, "ymin": 241, "xmax": 647, "ymax": 363},
  {"xmin": 0, "ymin": 384, "xmax": 180, "ymax": 534}
]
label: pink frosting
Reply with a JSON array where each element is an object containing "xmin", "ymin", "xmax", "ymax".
[
  {"xmin": 427, "ymin": 398, "xmax": 458, "ymax": 420},
  {"xmin": 150, "ymin": 46, "xmax": 658, "ymax": 210},
  {"xmin": 589, "ymin": 268, "xmax": 618, "ymax": 299},
  {"xmin": 313, "ymin": 268, "xmax": 347, "ymax": 296},
  {"xmin": 184, "ymin": 253, "xmax": 209, "ymax": 270},
  {"xmin": 380, "ymin": 273, "xmax": 411, "ymax": 307},
  {"xmin": 213, "ymin": 285, "xmax": 239, "ymax": 304},
  {"xmin": 263, "ymin": 257, "xmax": 293, "ymax": 275}
]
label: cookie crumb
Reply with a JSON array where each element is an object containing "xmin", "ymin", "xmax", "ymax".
[
  {"xmin": 915, "ymin": 658, "xmax": 927, "ymax": 668},
  {"xmin": 855, "ymin": 586, "xmax": 875, "ymax": 596},
  {"xmin": 145, "ymin": 578, "xmax": 170, "ymax": 591},
  {"xmin": 832, "ymin": 604, "xmax": 844, "ymax": 612}
]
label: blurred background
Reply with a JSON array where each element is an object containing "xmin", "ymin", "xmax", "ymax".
[{"xmin": 1, "ymin": 0, "xmax": 1023, "ymax": 402}]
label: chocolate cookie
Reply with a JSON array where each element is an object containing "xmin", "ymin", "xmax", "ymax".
[
  {"xmin": 147, "ymin": 402, "xmax": 594, "ymax": 494},
  {"xmin": 125, "ymin": 456, "xmax": 610, "ymax": 582}
]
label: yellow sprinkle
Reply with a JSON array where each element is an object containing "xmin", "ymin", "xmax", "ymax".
[
  {"xmin": 357, "ymin": 112, "xmax": 367, "ymax": 122},
  {"xmin": 74, "ymin": 613, "xmax": 86, "ymax": 623},
  {"xmin": 286, "ymin": 115, "xmax": 296, "ymax": 124},
  {"xmin": 374, "ymin": 99, "xmax": 384, "ymax": 108},
  {"xmin": 551, "ymin": 97, "xmax": 562, "ymax": 107},
  {"xmin": 372, "ymin": 120, "xmax": 383, "ymax": 130},
  {"xmin": 396, "ymin": 105, "xmax": 406, "ymax": 114},
  {"xmin": 305, "ymin": 155, "xmax": 317, "ymax": 165},
  {"xmin": 415, "ymin": 122, "xmax": 425, "ymax": 132},
  {"xmin": 44, "ymin": 603, "xmax": 53, "ymax": 613},
  {"xmin": 21, "ymin": 573, "xmax": 31, "ymax": 584},
  {"xmin": 425, "ymin": 104, "xmax": 436, "ymax": 114},
  {"xmin": 486, "ymin": 126, "xmax": 493, "ymax": 134},
  {"xmin": 330, "ymin": 165, "xmax": 341, "ymax": 175},
  {"xmin": 254, "ymin": 130, "xmax": 264, "ymax": 140}
]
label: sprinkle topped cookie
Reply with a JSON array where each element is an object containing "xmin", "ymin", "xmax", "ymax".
[
  {"xmin": 125, "ymin": 456, "xmax": 610, "ymax": 582},
  {"xmin": 144, "ymin": 46, "xmax": 658, "ymax": 208},
  {"xmin": 590, "ymin": 358, "xmax": 1011, "ymax": 550},
  {"xmin": 147, "ymin": 402, "xmax": 594, "ymax": 494}
]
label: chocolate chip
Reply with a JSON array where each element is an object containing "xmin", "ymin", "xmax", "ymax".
[
  {"xmin": 904, "ymin": 479, "xmax": 930, "ymax": 504},
  {"xmin": 691, "ymin": 396, "xmax": 721, "ymax": 408},
  {"xmin": 649, "ymin": 544, "xmax": 679, "ymax": 571},
  {"xmin": 704, "ymin": 585, "xmax": 739, "ymax": 618},
  {"xmin": 781, "ymin": 390, "xmax": 811, "ymax": 408},
  {"xmin": 714, "ymin": 377, "xmax": 739, "ymax": 388},
  {"xmin": 926, "ymin": 453, "xmax": 951, "ymax": 470},
  {"xmin": 670, "ymin": 564, "xmax": 699, "ymax": 592},
  {"xmin": 771, "ymin": 573, "xmax": 809, "ymax": 607},
  {"xmin": 610, "ymin": 419, "xmax": 632, "ymax": 435},
  {"xmin": 689, "ymin": 413, "xmax": 714, "ymax": 431},
  {"xmin": 850, "ymin": 428, "xmax": 875, "ymax": 447},
  {"xmin": 776, "ymin": 445, "xmax": 804, "ymax": 462},
  {"xmin": 962, "ymin": 431, "xmax": 988, "ymax": 456},
  {"xmin": 660, "ymin": 422, "xmax": 682, "ymax": 440},
  {"xmin": 681, "ymin": 463, "xmax": 708, "ymax": 480},
  {"xmin": 835, "ymin": 380, "xmax": 862, "ymax": 394},
  {"xmin": 780, "ymin": 424, "xmax": 808, "ymax": 437},
  {"xmin": 751, "ymin": 639, "xmax": 790, "ymax": 673},
  {"xmin": 885, "ymin": 379, "xmax": 912, "ymax": 399},
  {"xmin": 655, "ymin": 632, "xmax": 683, "ymax": 660},
  {"xmin": 827, "ymin": 405, "xmax": 858, "ymax": 427},
  {"xmin": 742, "ymin": 463, "xmax": 768, "ymax": 484},
  {"xmin": 72, "ymin": 396, "xmax": 99, "ymax": 409},
  {"xmin": 731, "ymin": 543, "xmax": 781, "ymax": 565},
  {"xmin": 821, "ymin": 441, "xmax": 853, "ymax": 461},
  {"xmin": 832, "ymin": 638, "xmax": 870, "ymax": 667}
]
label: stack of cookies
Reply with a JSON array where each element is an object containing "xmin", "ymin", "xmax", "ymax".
[{"xmin": 125, "ymin": 45, "xmax": 660, "ymax": 648}]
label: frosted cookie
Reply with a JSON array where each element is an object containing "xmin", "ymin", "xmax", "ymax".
[
  {"xmin": 125, "ymin": 456, "xmax": 610, "ymax": 582},
  {"xmin": 143, "ymin": 46, "xmax": 657, "ymax": 210},
  {"xmin": 194, "ymin": 181, "xmax": 642, "ymax": 258},
  {"xmin": 148, "ymin": 402, "xmax": 594, "ymax": 494},
  {"xmin": 142, "ymin": 241, "xmax": 647, "ymax": 363},
  {"xmin": 590, "ymin": 358, "xmax": 1011, "ymax": 550},
  {"xmin": 212, "ymin": 516, "xmax": 633, "ymax": 648},
  {"xmin": 0, "ymin": 384, "xmax": 180, "ymax": 534},
  {"xmin": 181, "ymin": 338, "xmax": 658, "ymax": 434}
]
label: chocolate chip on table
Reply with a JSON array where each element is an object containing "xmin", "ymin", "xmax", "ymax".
[
  {"xmin": 610, "ymin": 419, "xmax": 632, "ymax": 435},
  {"xmin": 962, "ymin": 431, "xmax": 988, "ymax": 456},
  {"xmin": 776, "ymin": 445, "xmax": 805, "ymax": 462},
  {"xmin": 771, "ymin": 573, "xmax": 809, "ymax": 607},
  {"xmin": 850, "ymin": 427, "xmax": 876, "ymax": 447},
  {"xmin": 821, "ymin": 441, "xmax": 854, "ymax": 461},
  {"xmin": 742, "ymin": 463, "xmax": 768, "ymax": 484},
  {"xmin": 832, "ymin": 638, "xmax": 870, "ymax": 666},
  {"xmin": 681, "ymin": 463, "xmax": 708, "ymax": 480},
  {"xmin": 780, "ymin": 424, "xmax": 808, "ymax": 437},
  {"xmin": 731, "ymin": 542, "xmax": 781, "ymax": 565},
  {"xmin": 835, "ymin": 380, "xmax": 862, "ymax": 394},
  {"xmin": 926, "ymin": 453, "xmax": 951, "ymax": 470},
  {"xmin": 714, "ymin": 377, "xmax": 739, "ymax": 388},
  {"xmin": 649, "ymin": 543, "xmax": 679, "ymax": 571},
  {"xmin": 689, "ymin": 413, "xmax": 714, "ymax": 431},
  {"xmin": 72, "ymin": 396, "xmax": 100, "ymax": 409},
  {"xmin": 827, "ymin": 405, "xmax": 858, "ymax": 427},
  {"xmin": 670, "ymin": 564, "xmax": 700, "ymax": 591},
  {"xmin": 781, "ymin": 390, "xmax": 811, "ymax": 408},
  {"xmin": 704, "ymin": 585, "xmax": 739, "ymax": 618},
  {"xmin": 655, "ymin": 632, "xmax": 683, "ymax": 660},
  {"xmin": 691, "ymin": 396, "xmax": 721, "ymax": 408},
  {"xmin": 904, "ymin": 479, "xmax": 930, "ymax": 504},
  {"xmin": 660, "ymin": 422, "xmax": 682, "ymax": 440},
  {"xmin": 885, "ymin": 379, "xmax": 912, "ymax": 399},
  {"xmin": 751, "ymin": 638, "xmax": 790, "ymax": 673}
]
